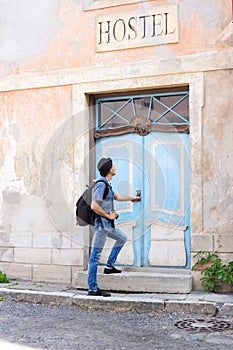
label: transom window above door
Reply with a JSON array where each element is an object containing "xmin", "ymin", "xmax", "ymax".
[{"xmin": 95, "ymin": 91, "xmax": 189, "ymax": 138}]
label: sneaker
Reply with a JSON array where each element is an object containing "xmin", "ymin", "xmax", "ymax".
[
  {"xmin": 104, "ymin": 266, "xmax": 122, "ymax": 274},
  {"xmin": 87, "ymin": 289, "xmax": 111, "ymax": 297}
]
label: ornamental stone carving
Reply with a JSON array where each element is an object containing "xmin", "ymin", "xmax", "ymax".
[
  {"xmin": 130, "ymin": 116, "xmax": 151, "ymax": 136},
  {"xmin": 94, "ymin": 115, "xmax": 189, "ymax": 139}
]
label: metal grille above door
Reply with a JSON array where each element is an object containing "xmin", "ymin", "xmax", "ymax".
[{"xmin": 95, "ymin": 91, "xmax": 189, "ymax": 138}]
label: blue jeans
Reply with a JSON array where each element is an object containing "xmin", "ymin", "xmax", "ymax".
[{"xmin": 88, "ymin": 225, "xmax": 127, "ymax": 292}]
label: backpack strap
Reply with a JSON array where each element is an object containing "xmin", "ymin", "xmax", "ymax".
[{"xmin": 94, "ymin": 180, "xmax": 110, "ymax": 200}]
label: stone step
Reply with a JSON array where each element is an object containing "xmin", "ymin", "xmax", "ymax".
[{"xmin": 73, "ymin": 268, "xmax": 192, "ymax": 294}]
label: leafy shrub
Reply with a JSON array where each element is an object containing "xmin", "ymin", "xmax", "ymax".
[
  {"xmin": 0, "ymin": 271, "xmax": 9, "ymax": 283},
  {"xmin": 192, "ymin": 251, "xmax": 233, "ymax": 292}
]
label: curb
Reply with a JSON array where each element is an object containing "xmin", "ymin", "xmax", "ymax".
[
  {"xmin": 219, "ymin": 303, "xmax": 233, "ymax": 316},
  {"xmin": 165, "ymin": 300, "xmax": 217, "ymax": 315},
  {"xmin": 0, "ymin": 288, "xmax": 228, "ymax": 316}
]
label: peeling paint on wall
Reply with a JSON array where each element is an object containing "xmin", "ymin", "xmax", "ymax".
[
  {"xmin": 0, "ymin": 0, "xmax": 60, "ymax": 63},
  {"xmin": 0, "ymin": 86, "xmax": 73, "ymax": 233},
  {"xmin": 178, "ymin": 0, "xmax": 219, "ymax": 27},
  {"xmin": 203, "ymin": 70, "xmax": 233, "ymax": 235},
  {"xmin": 0, "ymin": 0, "xmax": 231, "ymax": 76}
]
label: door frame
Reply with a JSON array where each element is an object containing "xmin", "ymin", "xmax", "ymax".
[
  {"xmin": 95, "ymin": 91, "xmax": 190, "ymax": 268},
  {"xmin": 72, "ymin": 72, "xmax": 204, "ymax": 270}
]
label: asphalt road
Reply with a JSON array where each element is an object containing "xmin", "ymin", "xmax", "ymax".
[{"xmin": 0, "ymin": 299, "xmax": 232, "ymax": 350}]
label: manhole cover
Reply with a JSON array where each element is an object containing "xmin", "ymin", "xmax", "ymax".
[{"xmin": 174, "ymin": 318, "xmax": 233, "ymax": 332}]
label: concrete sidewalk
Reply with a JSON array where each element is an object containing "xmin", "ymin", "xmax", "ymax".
[{"xmin": 0, "ymin": 280, "xmax": 232, "ymax": 317}]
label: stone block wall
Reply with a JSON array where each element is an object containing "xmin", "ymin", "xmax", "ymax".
[{"xmin": 0, "ymin": 230, "xmax": 85, "ymax": 284}]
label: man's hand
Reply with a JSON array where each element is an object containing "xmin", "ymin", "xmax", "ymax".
[
  {"xmin": 107, "ymin": 211, "xmax": 118, "ymax": 220},
  {"xmin": 131, "ymin": 196, "xmax": 141, "ymax": 202},
  {"xmin": 115, "ymin": 194, "xmax": 141, "ymax": 202}
]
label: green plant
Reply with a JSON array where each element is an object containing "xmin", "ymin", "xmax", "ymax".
[
  {"xmin": 0, "ymin": 271, "xmax": 9, "ymax": 283},
  {"xmin": 192, "ymin": 251, "xmax": 233, "ymax": 292}
]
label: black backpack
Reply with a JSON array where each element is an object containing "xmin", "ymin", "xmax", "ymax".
[{"xmin": 76, "ymin": 180, "xmax": 109, "ymax": 226}]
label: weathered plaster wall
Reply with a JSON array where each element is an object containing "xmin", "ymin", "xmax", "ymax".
[
  {"xmin": 0, "ymin": 86, "xmax": 84, "ymax": 283},
  {"xmin": 0, "ymin": 0, "xmax": 232, "ymax": 76},
  {"xmin": 0, "ymin": 0, "xmax": 60, "ymax": 65},
  {"xmin": 203, "ymin": 70, "xmax": 233, "ymax": 241},
  {"xmin": 203, "ymin": 70, "xmax": 233, "ymax": 265},
  {"xmin": 191, "ymin": 69, "xmax": 233, "ymax": 289}
]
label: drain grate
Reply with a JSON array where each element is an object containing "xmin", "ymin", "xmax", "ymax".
[{"xmin": 174, "ymin": 318, "xmax": 233, "ymax": 332}]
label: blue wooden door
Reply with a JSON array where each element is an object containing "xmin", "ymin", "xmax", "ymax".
[{"xmin": 96, "ymin": 132, "xmax": 190, "ymax": 268}]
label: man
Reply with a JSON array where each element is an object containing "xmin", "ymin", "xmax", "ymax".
[{"xmin": 87, "ymin": 157, "xmax": 140, "ymax": 297}]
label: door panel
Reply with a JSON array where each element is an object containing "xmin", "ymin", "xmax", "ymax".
[
  {"xmin": 96, "ymin": 134, "xmax": 144, "ymax": 266},
  {"xmin": 144, "ymin": 132, "xmax": 190, "ymax": 267}
]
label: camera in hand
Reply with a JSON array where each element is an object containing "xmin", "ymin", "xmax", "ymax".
[
  {"xmin": 110, "ymin": 211, "xmax": 119, "ymax": 220},
  {"xmin": 136, "ymin": 190, "xmax": 141, "ymax": 201}
]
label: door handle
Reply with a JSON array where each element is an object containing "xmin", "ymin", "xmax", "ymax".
[{"xmin": 136, "ymin": 190, "xmax": 141, "ymax": 201}]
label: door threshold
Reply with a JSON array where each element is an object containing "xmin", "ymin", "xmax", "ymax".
[{"xmin": 122, "ymin": 266, "xmax": 191, "ymax": 274}]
